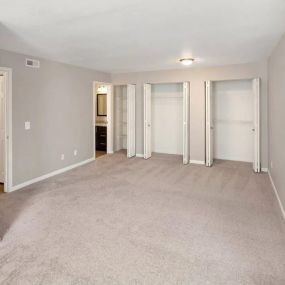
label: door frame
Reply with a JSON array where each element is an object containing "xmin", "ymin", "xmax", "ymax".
[
  {"xmin": 0, "ymin": 67, "xmax": 12, "ymax": 192},
  {"xmin": 143, "ymin": 81, "xmax": 190, "ymax": 162},
  {"xmin": 93, "ymin": 81, "xmax": 114, "ymax": 159},
  {"xmin": 205, "ymin": 78, "xmax": 261, "ymax": 172}
]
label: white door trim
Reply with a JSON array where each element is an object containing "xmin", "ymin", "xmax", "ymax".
[
  {"xmin": 93, "ymin": 81, "xmax": 114, "ymax": 159},
  {"xmin": 0, "ymin": 67, "xmax": 12, "ymax": 192}
]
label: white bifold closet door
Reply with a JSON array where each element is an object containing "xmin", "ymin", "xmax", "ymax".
[
  {"xmin": 144, "ymin": 84, "xmax": 152, "ymax": 159},
  {"xmin": 106, "ymin": 85, "xmax": 114, "ymax": 154},
  {"xmin": 127, "ymin": 84, "xmax": 136, "ymax": 158},
  {"xmin": 252, "ymin": 78, "xmax": 261, "ymax": 173},
  {"xmin": 183, "ymin": 82, "xmax": 190, "ymax": 164},
  {"xmin": 0, "ymin": 75, "xmax": 4, "ymax": 182},
  {"xmin": 205, "ymin": 81, "xmax": 214, "ymax": 167}
]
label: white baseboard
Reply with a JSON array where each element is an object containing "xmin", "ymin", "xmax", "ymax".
[
  {"xmin": 262, "ymin": 167, "xmax": 268, "ymax": 172},
  {"xmin": 10, "ymin": 158, "xmax": 95, "ymax": 192},
  {"xmin": 268, "ymin": 171, "xmax": 285, "ymax": 221},
  {"xmin": 136, "ymin": 154, "xmax": 144, "ymax": 158},
  {"xmin": 190, "ymin": 160, "xmax": 205, "ymax": 165}
]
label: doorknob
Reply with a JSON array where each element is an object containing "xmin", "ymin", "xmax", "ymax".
[{"xmin": 252, "ymin": 128, "xmax": 255, "ymax": 132}]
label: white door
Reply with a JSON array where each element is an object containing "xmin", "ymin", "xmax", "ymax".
[
  {"xmin": 252, "ymin": 78, "xmax": 261, "ymax": 172},
  {"xmin": 127, "ymin": 84, "xmax": 136, "ymax": 158},
  {"xmin": 205, "ymin": 81, "xmax": 214, "ymax": 167},
  {"xmin": 106, "ymin": 85, "xmax": 114, "ymax": 154},
  {"xmin": 0, "ymin": 75, "xmax": 5, "ymax": 182},
  {"xmin": 183, "ymin": 82, "xmax": 190, "ymax": 164},
  {"xmin": 144, "ymin": 84, "xmax": 152, "ymax": 159}
]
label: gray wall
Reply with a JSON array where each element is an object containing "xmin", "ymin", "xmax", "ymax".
[
  {"xmin": 268, "ymin": 33, "xmax": 285, "ymax": 209},
  {"xmin": 111, "ymin": 62, "xmax": 268, "ymax": 167},
  {"xmin": 0, "ymin": 49, "xmax": 110, "ymax": 186}
]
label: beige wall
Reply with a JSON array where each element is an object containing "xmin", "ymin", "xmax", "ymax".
[
  {"xmin": 268, "ymin": 33, "xmax": 285, "ymax": 210},
  {"xmin": 111, "ymin": 62, "xmax": 268, "ymax": 167},
  {"xmin": 0, "ymin": 49, "xmax": 110, "ymax": 186}
]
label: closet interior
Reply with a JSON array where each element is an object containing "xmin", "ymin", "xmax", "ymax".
[
  {"xmin": 206, "ymin": 78, "xmax": 260, "ymax": 172},
  {"xmin": 144, "ymin": 82, "xmax": 190, "ymax": 164},
  {"xmin": 113, "ymin": 84, "xmax": 136, "ymax": 158}
]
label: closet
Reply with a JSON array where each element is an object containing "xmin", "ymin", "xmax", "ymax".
[
  {"xmin": 113, "ymin": 84, "xmax": 136, "ymax": 157},
  {"xmin": 205, "ymin": 78, "xmax": 260, "ymax": 172},
  {"xmin": 144, "ymin": 82, "xmax": 190, "ymax": 164}
]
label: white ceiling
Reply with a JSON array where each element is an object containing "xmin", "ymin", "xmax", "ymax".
[{"xmin": 1, "ymin": 0, "xmax": 285, "ymax": 73}]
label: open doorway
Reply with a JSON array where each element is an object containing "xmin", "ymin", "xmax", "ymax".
[
  {"xmin": 205, "ymin": 78, "xmax": 261, "ymax": 172},
  {"xmin": 0, "ymin": 67, "xmax": 12, "ymax": 193},
  {"xmin": 93, "ymin": 82, "xmax": 113, "ymax": 159},
  {"xmin": 143, "ymin": 82, "xmax": 190, "ymax": 164}
]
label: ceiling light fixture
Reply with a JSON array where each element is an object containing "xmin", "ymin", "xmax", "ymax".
[{"xmin": 179, "ymin": 58, "xmax": 194, "ymax": 66}]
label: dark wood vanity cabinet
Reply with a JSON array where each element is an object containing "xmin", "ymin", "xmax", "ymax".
[{"xmin": 96, "ymin": 126, "xmax": 107, "ymax": 151}]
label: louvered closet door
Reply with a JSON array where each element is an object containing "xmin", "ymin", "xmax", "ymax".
[
  {"xmin": 144, "ymin": 84, "xmax": 152, "ymax": 159},
  {"xmin": 252, "ymin": 78, "xmax": 261, "ymax": 173},
  {"xmin": 183, "ymin": 82, "xmax": 190, "ymax": 164},
  {"xmin": 0, "ymin": 75, "xmax": 5, "ymax": 182},
  {"xmin": 205, "ymin": 81, "xmax": 214, "ymax": 167},
  {"xmin": 127, "ymin": 84, "xmax": 136, "ymax": 158},
  {"xmin": 106, "ymin": 85, "xmax": 114, "ymax": 154}
]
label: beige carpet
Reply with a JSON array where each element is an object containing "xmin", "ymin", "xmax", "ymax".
[{"xmin": 0, "ymin": 152, "xmax": 285, "ymax": 284}]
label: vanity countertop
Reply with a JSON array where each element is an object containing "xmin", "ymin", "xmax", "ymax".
[{"xmin": 96, "ymin": 123, "xmax": 107, "ymax": 127}]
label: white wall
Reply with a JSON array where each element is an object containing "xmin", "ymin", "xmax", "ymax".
[
  {"xmin": 268, "ymin": 32, "xmax": 285, "ymax": 213},
  {"xmin": 151, "ymin": 83, "xmax": 183, "ymax": 155},
  {"xmin": 111, "ymin": 61, "xmax": 268, "ymax": 167},
  {"xmin": 213, "ymin": 80, "xmax": 254, "ymax": 162},
  {"xmin": 0, "ymin": 49, "xmax": 110, "ymax": 186}
]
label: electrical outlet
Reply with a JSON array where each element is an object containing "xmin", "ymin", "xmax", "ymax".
[
  {"xmin": 61, "ymin": 154, "xmax": 65, "ymax": 160},
  {"xmin": 74, "ymin": 149, "xmax": 78, "ymax": 156}
]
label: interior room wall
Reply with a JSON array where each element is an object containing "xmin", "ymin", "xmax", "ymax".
[
  {"xmin": 268, "ymin": 32, "xmax": 285, "ymax": 212},
  {"xmin": 151, "ymin": 83, "xmax": 183, "ymax": 155},
  {"xmin": 111, "ymin": 61, "xmax": 268, "ymax": 167},
  {"xmin": 0, "ymin": 49, "xmax": 110, "ymax": 187},
  {"xmin": 213, "ymin": 80, "xmax": 254, "ymax": 162}
]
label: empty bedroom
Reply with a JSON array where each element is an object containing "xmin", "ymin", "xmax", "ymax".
[{"xmin": 0, "ymin": 0, "xmax": 285, "ymax": 284}]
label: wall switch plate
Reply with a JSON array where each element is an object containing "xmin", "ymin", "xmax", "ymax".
[
  {"xmin": 74, "ymin": 149, "xmax": 78, "ymax": 156},
  {"xmin": 61, "ymin": 154, "xmax": 65, "ymax": 160},
  {"xmin": 25, "ymin": 121, "xmax": 31, "ymax": 130}
]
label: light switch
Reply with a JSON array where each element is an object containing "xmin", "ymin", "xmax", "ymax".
[{"xmin": 25, "ymin": 121, "xmax": 31, "ymax": 130}]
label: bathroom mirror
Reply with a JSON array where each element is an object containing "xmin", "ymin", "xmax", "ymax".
[{"xmin": 97, "ymin": 94, "xmax": 107, "ymax": 116}]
